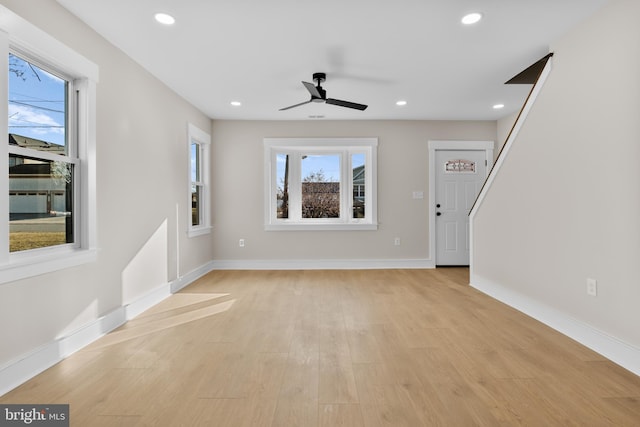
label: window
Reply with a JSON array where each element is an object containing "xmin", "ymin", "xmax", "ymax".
[
  {"xmin": 188, "ymin": 123, "xmax": 211, "ymax": 237},
  {"xmin": 1, "ymin": 8, "xmax": 98, "ymax": 284},
  {"xmin": 264, "ymin": 138, "xmax": 377, "ymax": 230},
  {"xmin": 445, "ymin": 159, "xmax": 476, "ymax": 173},
  {"xmin": 8, "ymin": 53, "xmax": 74, "ymax": 253}
]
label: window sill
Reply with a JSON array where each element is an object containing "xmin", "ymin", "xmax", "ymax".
[
  {"xmin": 188, "ymin": 226, "xmax": 212, "ymax": 238},
  {"xmin": 265, "ymin": 223, "xmax": 378, "ymax": 231},
  {"xmin": 0, "ymin": 247, "xmax": 98, "ymax": 285}
]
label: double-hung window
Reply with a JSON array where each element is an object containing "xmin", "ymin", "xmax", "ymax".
[
  {"xmin": 8, "ymin": 52, "xmax": 75, "ymax": 253},
  {"xmin": 188, "ymin": 123, "xmax": 211, "ymax": 237},
  {"xmin": 1, "ymin": 7, "xmax": 98, "ymax": 284},
  {"xmin": 264, "ymin": 138, "xmax": 378, "ymax": 230}
]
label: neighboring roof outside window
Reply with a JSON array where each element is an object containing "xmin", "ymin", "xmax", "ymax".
[{"xmin": 9, "ymin": 133, "xmax": 65, "ymax": 154}]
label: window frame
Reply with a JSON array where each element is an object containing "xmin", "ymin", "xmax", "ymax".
[
  {"xmin": 187, "ymin": 123, "xmax": 211, "ymax": 238},
  {"xmin": 264, "ymin": 138, "xmax": 378, "ymax": 231},
  {"xmin": 8, "ymin": 49, "xmax": 78, "ymax": 253},
  {"xmin": 0, "ymin": 7, "xmax": 98, "ymax": 284}
]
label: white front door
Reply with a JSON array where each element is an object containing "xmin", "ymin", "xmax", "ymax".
[{"xmin": 435, "ymin": 150, "xmax": 488, "ymax": 265}]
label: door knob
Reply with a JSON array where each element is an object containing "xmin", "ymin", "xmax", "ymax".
[
  {"xmin": 436, "ymin": 204, "xmax": 441, "ymax": 208},
  {"xmin": 436, "ymin": 212, "xmax": 441, "ymax": 216}
]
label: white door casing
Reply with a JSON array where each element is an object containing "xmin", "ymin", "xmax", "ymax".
[{"xmin": 428, "ymin": 141, "xmax": 494, "ymax": 266}]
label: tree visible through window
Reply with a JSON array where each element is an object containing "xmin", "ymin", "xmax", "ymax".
[
  {"xmin": 277, "ymin": 153, "xmax": 289, "ymax": 219},
  {"xmin": 8, "ymin": 53, "xmax": 74, "ymax": 252},
  {"xmin": 1, "ymin": 9, "xmax": 98, "ymax": 284},
  {"xmin": 266, "ymin": 138, "xmax": 378, "ymax": 230},
  {"xmin": 301, "ymin": 154, "xmax": 340, "ymax": 219}
]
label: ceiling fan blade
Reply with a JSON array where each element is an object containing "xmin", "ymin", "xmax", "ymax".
[
  {"xmin": 279, "ymin": 100, "xmax": 313, "ymax": 111},
  {"xmin": 326, "ymin": 98, "xmax": 368, "ymax": 111},
  {"xmin": 302, "ymin": 81, "xmax": 322, "ymax": 98}
]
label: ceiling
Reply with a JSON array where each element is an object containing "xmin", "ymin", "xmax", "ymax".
[{"xmin": 56, "ymin": 0, "xmax": 608, "ymax": 121}]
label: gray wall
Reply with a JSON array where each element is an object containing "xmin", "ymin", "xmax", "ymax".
[
  {"xmin": 0, "ymin": 0, "xmax": 213, "ymax": 368},
  {"xmin": 472, "ymin": 0, "xmax": 640, "ymax": 349},
  {"xmin": 211, "ymin": 120, "xmax": 496, "ymax": 264}
]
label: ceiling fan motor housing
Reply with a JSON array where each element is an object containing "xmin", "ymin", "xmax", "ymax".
[
  {"xmin": 312, "ymin": 73, "xmax": 327, "ymax": 101},
  {"xmin": 312, "ymin": 72, "xmax": 326, "ymax": 83}
]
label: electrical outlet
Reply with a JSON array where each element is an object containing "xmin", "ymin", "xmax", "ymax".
[
  {"xmin": 239, "ymin": 239, "xmax": 245, "ymax": 247},
  {"xmin": 394, "ymin": 237, "xmax": 401, "ymax": 246},
  {"xmin": 586, "ymin": 278, "xmax": 597, "ymax": 297}
]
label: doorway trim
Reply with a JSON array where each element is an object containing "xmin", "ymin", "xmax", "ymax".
[{"xmin": 428, "ymin": 140, "xmax": 495, "ymax": 266}]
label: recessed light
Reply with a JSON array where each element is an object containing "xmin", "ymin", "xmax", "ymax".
[
  {"xmin": 396, "ymin": 100, "xmax": 407, "ymax": 106},
  {"xmin": 230, "ymin": 101, "xmax": 242, "ymax": 107},
  {"xmin": 461, "ymin": 12, "xmax": 483, "ymax": 25},
  {"xmin": 493, "ymin": 103, "xmax": 505, "ymax": 109},
  {"xmin": 154, "ymin": 13, "xmax": 175, "ymax": 25}
]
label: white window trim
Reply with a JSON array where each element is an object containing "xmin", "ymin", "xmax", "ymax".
[
  {"xmin": 187, "ymin": 123, "xmax": 211, "ymax": 238},
  {"xmin": 0, "ymin": 6, "xmax": 98, "ymax": 285},
  {"xmin": 264, "ymin": 137, "xmax": 378, "ymax": 231}
]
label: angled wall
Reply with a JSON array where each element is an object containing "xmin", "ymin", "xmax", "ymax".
[{"xmin": 471, "ymin": 0, "xmax": 640, "ymax": 374}]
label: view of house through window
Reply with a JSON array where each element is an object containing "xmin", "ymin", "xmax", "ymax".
[
  {"xmin": 276, "ymin": 152, "xmax": 366, "ymax": 221},
  {"xmin": 8, "ymin": 53, "xmax": 74, "ymax": 252},
  {"xmin": 267, "ymin": 138, "xmax": 377, "ymax": 230},
  {"xmin": 352, "ymin": 153, "xmax": 365, "ymax": 218}
]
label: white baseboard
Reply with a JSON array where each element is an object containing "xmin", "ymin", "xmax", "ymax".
[
  {"xmin": 125, "ymin": 286, "xmax": 170, "ymax": 320},
  {"xmin": 0, "ymin": 341, "xmax": 61, "ymax": 398},
  {"xmin": 59, "ymin": 307, "xmax": 126, "ymax": 358},
  {"xmin": 211, "ymin": 258, "xmax": 435, "ymax": 270},
  {"xmin": 170, "ymin": 260, "xmax": 216, "ymax": 293},
  {"xmin": 0, "ymin": 306, "xmax": 127, "ymax": 397},
  {"xmin": 0, "ymin": 261, "xmax": 215, "ymax": 397},
  {"xmin": 470, "ymin": 275, "xmax": 640, "ymax": 377}
]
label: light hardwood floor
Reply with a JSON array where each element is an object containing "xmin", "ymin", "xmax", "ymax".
[{"xmin": 2, "ymin": 268, "xmax": 640, "ymax": 426}]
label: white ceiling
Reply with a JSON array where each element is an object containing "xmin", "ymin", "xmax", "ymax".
[{"xmin": 56, "ymin": 0, "xmax": 607, "ymax": 121}]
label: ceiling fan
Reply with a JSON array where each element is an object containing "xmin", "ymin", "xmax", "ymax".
[{"xmin": 279, "ymin": 72, "xmax": 368, "ymax": 111}]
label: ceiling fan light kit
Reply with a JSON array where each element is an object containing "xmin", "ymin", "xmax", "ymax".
[{"xmin": 280, "ymin": 72, "xmax": 368, "ymax": 112}]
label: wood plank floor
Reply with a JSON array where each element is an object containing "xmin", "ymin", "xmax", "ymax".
[{"xmin": 2, "ymin": 268, "xmax": 640, "ymax": 426}]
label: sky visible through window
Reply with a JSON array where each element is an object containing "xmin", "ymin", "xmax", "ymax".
[
  {"xmin": 8, "ymin": 53, "xmax": 66, "ymax": 147},
  {"xmin": 276, "ymin": 153, "xmax": 365, "ymax": 186},
  {"xmin": 302, "ymin": 154, "xmax": 340, "ymax": 182},
  {"xmin": 191, "ymin": 142, "xmax": 199, "ymax": 182}
]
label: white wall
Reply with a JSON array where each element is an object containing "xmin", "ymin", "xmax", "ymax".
[
  {"xmin": 496, "ymin": 111, "xmax": 518, "ymax": 158},
  {"xmin": 0, "ymin": 0, "xmax": 213, "ymax": 374},
  {"xmin": 211, "ymin": 120, "xmax": 496, "ymax": 267},
  {"xmin": 472, "ymin": 0, "xmax": 640, "ymax": 369}
]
